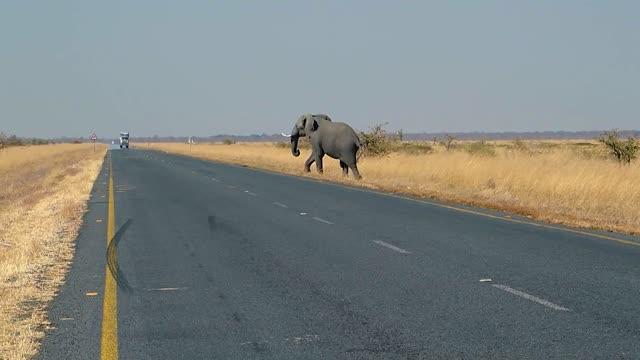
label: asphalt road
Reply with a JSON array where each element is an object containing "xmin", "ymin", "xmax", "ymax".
[{"xmin": 38, "ymin": 147, "xmax": 640, "ymax": 359}]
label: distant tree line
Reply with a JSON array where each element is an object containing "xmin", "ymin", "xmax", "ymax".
[
  {"xmin": 130, "ymin": 130, "xmax": 640, "ymax": 144},
  {"xmin": 0, "ymin": 132, "xmax": 51, "ymax": 149}
]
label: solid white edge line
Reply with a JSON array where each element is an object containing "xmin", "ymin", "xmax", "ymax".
[
  {"xmin": 492, "ymin": 284, "xmax": 570, "ymax": 311},
  {"xmin": 372, "ymin": 240, "xmax": 411, "ymax": 254}
]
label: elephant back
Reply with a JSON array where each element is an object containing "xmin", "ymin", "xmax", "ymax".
[{"xmin": 312, "ymin": 114, "xmax": 332, "ymax": 122}]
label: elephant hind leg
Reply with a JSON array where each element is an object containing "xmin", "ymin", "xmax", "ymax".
[
  {"xmin": 342, "ymin": 157, "xmax": 361, "ymax": 180},
  {"xmin": 339, "ymin": 161, "xmax": 349, "ymax": 177},
  {"xmin": 351, "ymin": 166, "xmax": 361, "ymax": 180}
]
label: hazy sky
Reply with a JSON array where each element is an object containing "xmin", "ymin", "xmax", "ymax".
[{"xmin": 1, "ymin": 1, "xmax": 638, "ymax": 138}]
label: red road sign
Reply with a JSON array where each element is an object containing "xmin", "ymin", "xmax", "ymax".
[{"xmin": 91, "ymin": 133, "xmax": 97, "ymax": 141}]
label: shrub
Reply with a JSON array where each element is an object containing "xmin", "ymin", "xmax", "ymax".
[
  {"xmin": 598, "ymin": 130, "xmax": 639, "ymax": 165},
  {"xmin": 0, "ymin": 133, "xmax": 50, "ymax": 147},
  {"xmin": 30, "ymin": 138, "xmax": 49, "ymax": 145},
  {"xmin": 574, "ymin": 142, "xmax": 596, "ymax": 147},
  {"xmin": 440, "ymin": 134, "xmax": 456, "ymax": 151},
  {"xmin": 222, "ymin": 139, "xmax": 236, "ymax": 145},
  {"xmin": 7, "ymin": 135, "xmax": 23, "ymax": 146},
  {"xmin": 512, "ymin": 138, "xmax": 528, "ymax": 151},
  {"xmin": 465, "ymin": 140, "xmax": 497, "ymax": 156},
  {"xmin": 358, "ymin": 122, "xmax": 392, "ymax": 159},
  {"xmin": 396, "ymin": 142, "xmax": 433, "ymax": 155},
  {"xmin": 0, "ymin": 133, "xmax": 26, "ymax": 147}
]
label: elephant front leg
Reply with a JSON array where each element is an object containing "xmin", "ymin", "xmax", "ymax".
[
  {"xmin": 304, "ymin": 154, "xmax": 315, "ymax": 172},
  {"xmin": 315, "ymin": 154, "xmax": 324, "ymax": 174}
]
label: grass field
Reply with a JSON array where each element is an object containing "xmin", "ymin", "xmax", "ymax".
[
  {"xmin": 0, "ymin": 143, "xmax": 106, "ymax": 360},
  {"xmin": 144, "ymin": 139, "xmax": 640, "ymax": 235}
]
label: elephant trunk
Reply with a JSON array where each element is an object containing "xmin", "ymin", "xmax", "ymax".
[
  {"xmin": 291, "ymin": 136, "xmax": 300, "ymax": 157},
  {"xmin": 290, "ymin": 127, "xmax": 300, "ymax": 157}
]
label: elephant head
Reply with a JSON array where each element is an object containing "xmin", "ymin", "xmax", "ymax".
[{"xmin": 289, "ymin": 113, "xmax": 319, "ymax": 157}]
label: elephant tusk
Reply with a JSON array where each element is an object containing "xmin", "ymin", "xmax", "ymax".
[{"xmin": 281, "ymin": 133, "xmax": 292, "ymax": 137}]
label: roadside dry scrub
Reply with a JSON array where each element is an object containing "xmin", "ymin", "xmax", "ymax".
[
  {"xmin": 145, "ymin": 141, "xmax": 640, "ymax": 235},
  {"xmin": 0, "ymin": 144, "xmax": 106, "ymax": 360}
]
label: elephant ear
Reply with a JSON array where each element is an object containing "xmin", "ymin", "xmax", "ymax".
[{"xmin": 303, "ymin": 113, "xmax": 318, "ymax": 135}]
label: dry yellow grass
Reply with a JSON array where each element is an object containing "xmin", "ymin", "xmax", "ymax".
[
  {"xmin": 145, "ymin": 140, "xmax": 640, "ymax": 235},
  {"xmin": 0, "ymin": 143, "xmax": 106, "ymax": 360}
]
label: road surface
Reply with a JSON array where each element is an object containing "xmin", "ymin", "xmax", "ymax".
[{"xmin": 38, "ymin": 147, "xmax": 640, "ymax": 359}]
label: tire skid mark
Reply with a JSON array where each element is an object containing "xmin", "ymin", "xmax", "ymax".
[{"xmin": 106, "ymin": 219, "xmax": 133, "ymax": 292}]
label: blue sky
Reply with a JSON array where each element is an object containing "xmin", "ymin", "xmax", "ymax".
[{"xmin": 1, "ymin": 1, "xmax": 638, "ymax": 138}]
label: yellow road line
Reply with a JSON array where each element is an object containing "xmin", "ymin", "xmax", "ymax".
[{"xmin": 101, "ymin": 154, "xmax": 118, "ymax": 360}]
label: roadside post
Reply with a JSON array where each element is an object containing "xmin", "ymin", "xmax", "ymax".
[{"xmin": 91, "ymin": 133, "xmax": 97, "ymax": 152}]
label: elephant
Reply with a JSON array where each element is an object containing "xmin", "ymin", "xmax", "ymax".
[{"xmin": 286, "ymin": 113, "xmax": 362, "ymax": 179}]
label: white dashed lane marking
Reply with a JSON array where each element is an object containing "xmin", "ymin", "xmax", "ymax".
[
  {"xmin": 144, "ymin": 287, "xmax": 188, "ymax": 292},
  {"xmin": 491, "ymin": 284, "xmax": 570, "ymax": 311},
  {"xmin": 312, "ymin": 217, "xmax": 334, "ymax": 225},
  {"xmin": 372, "ymin": 240, "xmax": 411, "ymax": 254},
  {"xmin": 273, "ymin": 202, "xmax": 288, "ymax": 208}
]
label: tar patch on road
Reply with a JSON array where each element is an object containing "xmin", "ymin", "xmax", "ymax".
[
  {"xmin": 207, "ymin": 215, "xmax": 239, "ymax": 236},
  {"xmin": 207, "ymin": 215, "xmax": 217, "ymax": 232}
]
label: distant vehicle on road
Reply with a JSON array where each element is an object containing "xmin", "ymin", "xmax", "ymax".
[{"xmin": 120, "ymin": 132, "xmax": 129, "ymax": 149}]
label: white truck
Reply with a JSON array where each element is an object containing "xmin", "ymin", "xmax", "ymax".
[{"xmin": 119, "ymin": 132, "xmax": 129, "ymax": 148}]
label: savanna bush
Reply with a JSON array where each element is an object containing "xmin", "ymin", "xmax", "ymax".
[
  {"xmin": 599, "ymin": 130, "xmax": 639, "ymax": 165},
  {"xmin": 358, "ymin": 122, "xmax": 393, "ymax": 159},
  {"xmin": 465, "ymin": 140, "xmax": 497, "ymax": 157}
]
